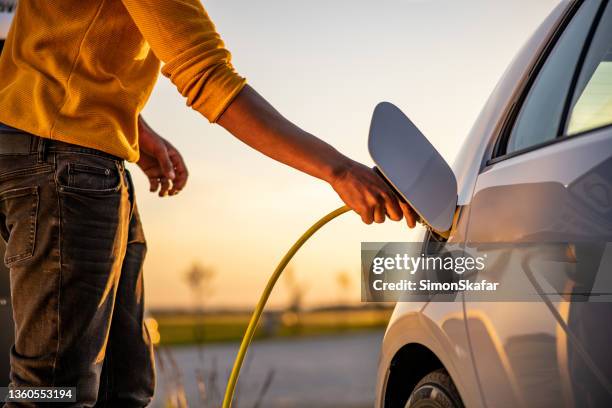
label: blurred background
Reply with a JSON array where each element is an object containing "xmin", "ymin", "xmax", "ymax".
[
  {"xmin": 137, "ymin": 0, "xmax": 560, "ymax": 311},
  {"xmin": 0, "ymin": 0, "xmax": 562, "ymax": 406}
]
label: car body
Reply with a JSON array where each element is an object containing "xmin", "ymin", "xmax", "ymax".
[{"xmin": 376, "ymin": 0, "xmax": 612, "ymax": 407}]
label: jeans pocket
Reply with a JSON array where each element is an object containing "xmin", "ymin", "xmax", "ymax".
[
  {"xmin": 56, "ymin": 154, "xmax": 122, "ymax": 195},
  {"xmin": 0, "ymin": 186, "xmax": 38, "ymax": 266}
]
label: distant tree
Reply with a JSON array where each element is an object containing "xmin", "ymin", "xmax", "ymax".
[
  {"xmin": 184, "ymin": 262, "xmax": 215, "ymax": 358},
  {"xmin": 280, "ymin": 267, "xmax": 309, "ymax": 335},
  {"xmin": 335, "ymin": 270, "xmax": 352, "ymax": 305},
  {"xmin": 184, "ymin": 262, "xmax": 215, "ymax": 312},
  {"xmin": 282, "ymin": 266, "xmax": 308, "ymax": 313}
]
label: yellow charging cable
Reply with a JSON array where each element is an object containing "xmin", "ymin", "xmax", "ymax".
[{"xmin": 222, "ymin": 205, "xmax": 351, "ymax": 408}]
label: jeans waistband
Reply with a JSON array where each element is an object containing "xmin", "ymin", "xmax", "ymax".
[{"xmin": 0, "ymin": 123, "xmax": 123, "ymax": 162}]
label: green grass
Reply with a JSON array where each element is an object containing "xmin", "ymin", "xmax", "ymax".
[{"xmin": 151, "ymin": 308, "xmax": 392, "ymax": 346}]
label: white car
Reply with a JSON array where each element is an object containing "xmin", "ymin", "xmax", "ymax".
[{"xmin": 374, "ymin": 0, "xmax": 612, "ymax": 407}]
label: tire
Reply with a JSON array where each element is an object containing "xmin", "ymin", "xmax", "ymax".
[{"xmin": 405, "ymin": 369, "xmax": 464, "ymax": 408}]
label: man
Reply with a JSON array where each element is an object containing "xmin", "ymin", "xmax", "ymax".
[{"xmin": 0, "ymin": 0, "xmax": 415, "ymax": 406}]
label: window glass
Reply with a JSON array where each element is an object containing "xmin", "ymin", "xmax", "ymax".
[
  {"xmin": 567, "ymin": 2, "xmax": 612, "ymax": 135},
  {"xmin": 505, "ymin": 0, "xmax": 601, "ymax": 155}
]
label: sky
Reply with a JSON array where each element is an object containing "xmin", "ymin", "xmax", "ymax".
[{"xmin": 133, "ymin": 0, "xmax": 561, "ymax": 309}]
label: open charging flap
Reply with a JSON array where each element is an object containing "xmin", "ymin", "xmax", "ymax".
[{"xmin": 368, "ymin": 102, "xmax": 458, "ymax": 234}]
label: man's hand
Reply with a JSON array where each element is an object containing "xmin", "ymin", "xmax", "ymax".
[
  {"xmin": 330, "ymin": 160, "xmax": 417, "ymax": 228},
  {"xmin": 137, "ymin": 117, "xmax": 188, "ymax": 196}
]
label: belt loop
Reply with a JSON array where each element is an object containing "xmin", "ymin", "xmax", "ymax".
[{"xmin": 37, "ymin": 137, "xmax": 47, "ymax": 163}]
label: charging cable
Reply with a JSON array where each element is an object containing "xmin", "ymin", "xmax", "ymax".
[{"xmin": 222, "ymin": 205, "xmax": 351, "ymax": 408}]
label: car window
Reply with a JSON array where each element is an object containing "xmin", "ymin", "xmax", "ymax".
[
  {"xmin": 566, "ymin": 2, "xmax": 612, "ymax": 135},
  {"xmin": 505, "ymin": 0, "xmax": 601, "ymax": 155}
]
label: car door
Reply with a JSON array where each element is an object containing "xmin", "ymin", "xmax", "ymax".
[{"xmin": 463, "ymin": 0, "xmax": 612, "ymax": 407}]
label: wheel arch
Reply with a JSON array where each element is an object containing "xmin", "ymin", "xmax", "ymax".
[{"xmin": 383, "ymin": 343, "xmax": 446, "ymax": 408}]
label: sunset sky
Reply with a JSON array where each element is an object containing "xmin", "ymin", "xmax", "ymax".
[{"xmin": 131, "ymin": 0, "xmax": 560, "ymax": 309}]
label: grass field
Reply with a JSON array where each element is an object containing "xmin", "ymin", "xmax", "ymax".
[{"xmin": 149, "ymin": 306, "xmax": 393, "ymax": 346}]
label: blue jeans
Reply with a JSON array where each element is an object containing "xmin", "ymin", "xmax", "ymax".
[{"xmin": 0, "ymin": 124, "xmax": 155, "ymax": 407}]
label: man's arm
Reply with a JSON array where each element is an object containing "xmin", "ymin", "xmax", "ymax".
[
  {"xmin": 122, "ymin": 0, "xmax": 415, "ymax": 225},
  {"xmin": 218, "ymin": 86, "xmax": 415, "ymax": 226}
]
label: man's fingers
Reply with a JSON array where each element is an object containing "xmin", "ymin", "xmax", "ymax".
[
  {"xmin": 169, "ymin": 176, "xmax": 184, "ymax": 195},
  {"xmin": 383, "ymin": 193, "xmax": 403, "ymax": 221},
  {"xmin": 155, "ymin": 144, "xmax": 175, "ymax": 181},
  {"xmin": 399, "ymin": 201, "xmax": 417, "ymax": 228},
  {"xmin": 359, "ymin": 204, "xmax": 374, "ymax": 225},
  {"xmin": 169, "ymin": 162, "xmax": 187, "ymax": 194},
  {"xmin": 149, "ymin": 177, "xmax": 160, "ymax": 193},
  {"xmin": 373, "ymin": 202, "xmax": 386, "ymax": 223},
  {"xmin": 168, "ymin": 170, "xmax": 185, "ymax": 195},
  {"xmin": 159, "ymin": 178, "xmax": 171, "ymax": 197},
  {"xmin": 167, "ymin": 144, "xmax": 188, "ymax": 195}
]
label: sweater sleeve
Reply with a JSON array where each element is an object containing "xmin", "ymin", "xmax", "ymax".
[{"xmin": 121, "ymin": 0, "xmax": 246, "ymax": 122}]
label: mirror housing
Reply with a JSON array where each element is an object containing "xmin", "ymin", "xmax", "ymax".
[
  {"xmin": 368, "ymin": 102, "xmax": 457, "ymax": 233},
  {"xmin": 0, "ymin": 2, "xmax": 16, "ymax": 41}
]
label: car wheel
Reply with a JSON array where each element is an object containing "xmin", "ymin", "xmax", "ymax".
[{"xmin": 405, "ymin": 369, "xmax": 464, "ymax": 408}]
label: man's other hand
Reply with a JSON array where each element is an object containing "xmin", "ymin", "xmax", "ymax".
[{"xmin": 137, "ymin": 117, "xmax": 189, "ymax": 196}]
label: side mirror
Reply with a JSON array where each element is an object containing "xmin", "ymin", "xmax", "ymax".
[
  {"xmin": 0, "ymin": 2, "xmax": 16, "ymax": 40},
  {"xmin": 368, "ymin": 102, "xmax": 457, "ymax": 233}
]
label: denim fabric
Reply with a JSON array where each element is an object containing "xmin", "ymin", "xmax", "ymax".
[{"xmin": 0, "ymin": 127, "xmax": 155, "ymax": 407}]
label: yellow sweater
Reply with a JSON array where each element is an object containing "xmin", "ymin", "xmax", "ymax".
[{"xmin": 0, "ymin": 0, "xmax": 246, "ymax": 162}]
